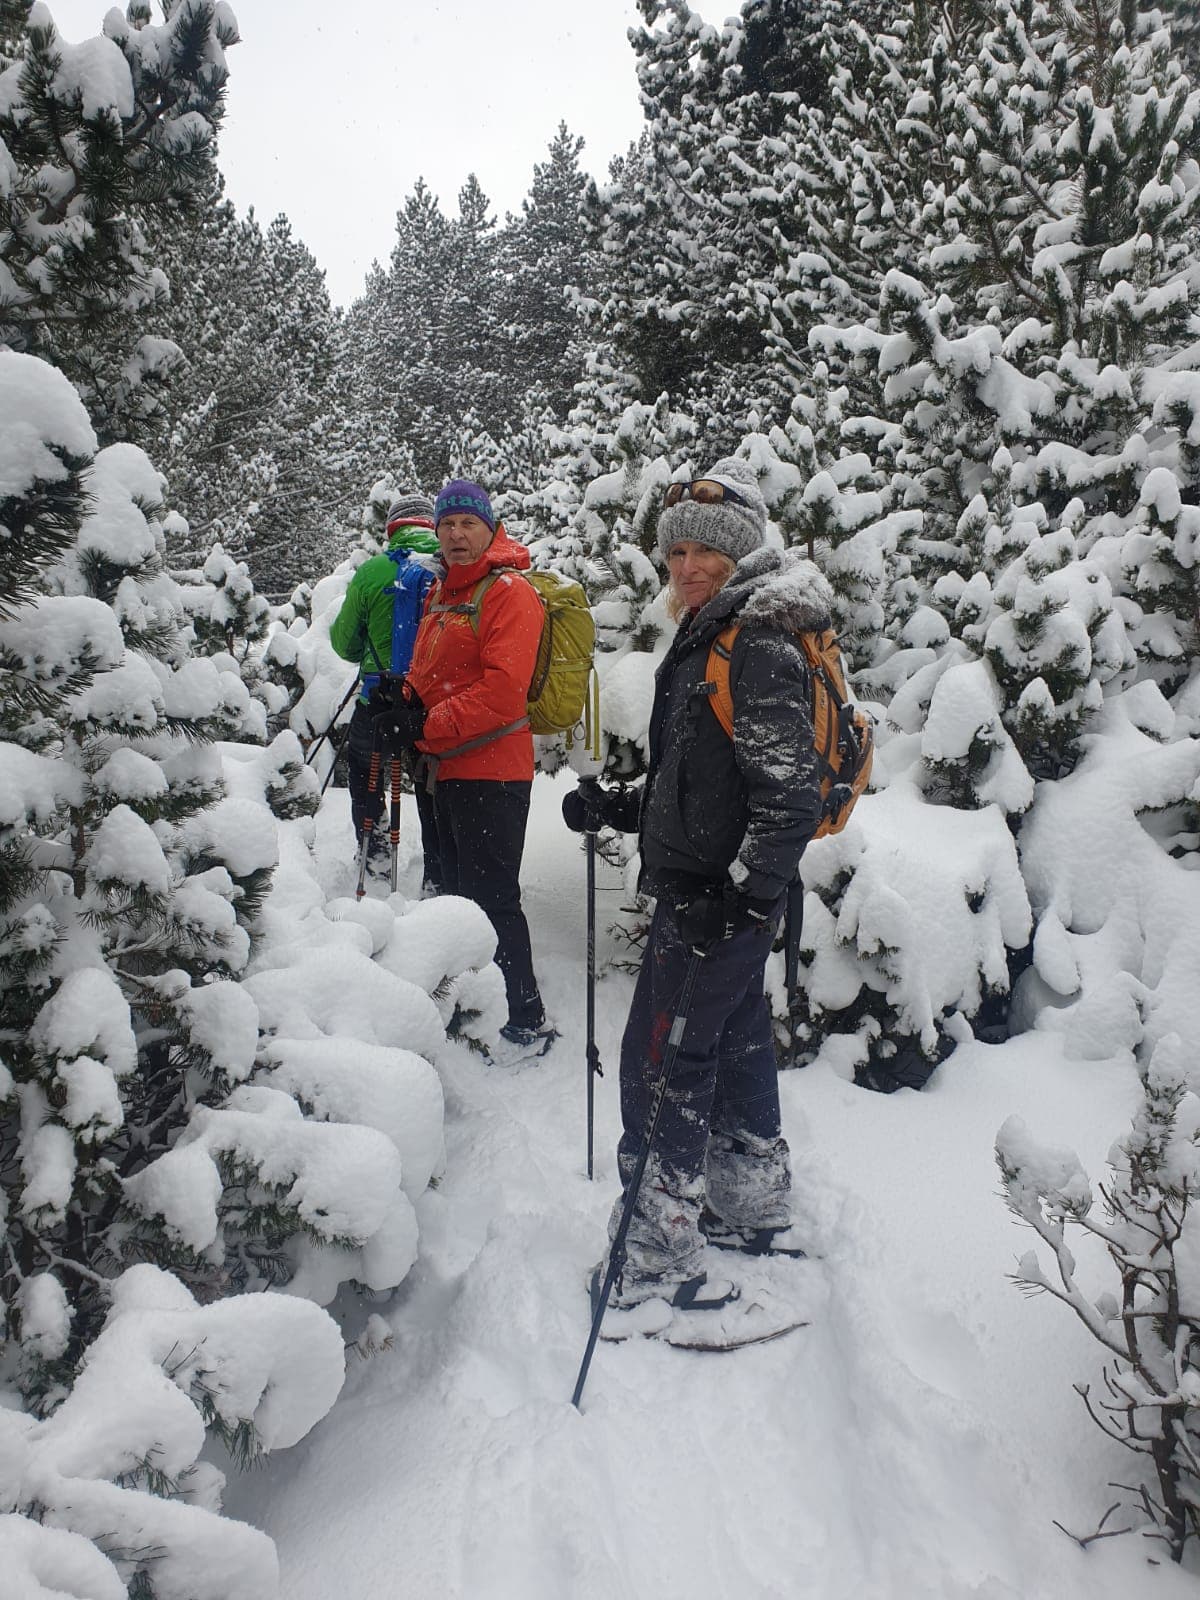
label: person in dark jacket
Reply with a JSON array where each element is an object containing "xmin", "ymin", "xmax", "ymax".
[
  {"xmin": 329, "ymin": 491, "xmax": 441, "ymax": 891},
  {"xmin": 564, "ymin": 457, "xmax": 831, "ymax": 1313}
]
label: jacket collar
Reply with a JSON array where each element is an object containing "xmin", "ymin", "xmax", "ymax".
[
  {"xmin": 686, "ymin": 546, "xmax": 835, "ymax": 637},
  {"xmin": 436, "ymin": 524, "xmax": 533, "ymax": 592}
]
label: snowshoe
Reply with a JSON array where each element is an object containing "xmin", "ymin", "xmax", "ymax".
[
  {"xmin": 587, "ymin": 1266, "xmax": 809, "ymax": 1351},
  {"xmin": 699, "ymin": 1206, "xmax": 808, "ymax": 1258}
]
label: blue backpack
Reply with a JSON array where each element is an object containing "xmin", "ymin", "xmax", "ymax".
[{"xmin": 362, "ymin": 550, "xmax": 434, "ymax": 694}]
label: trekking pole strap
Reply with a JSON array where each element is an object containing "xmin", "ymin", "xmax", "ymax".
[{"xmin": 571, "ymin": 945, "xmax": 707, "ymax": 1410}]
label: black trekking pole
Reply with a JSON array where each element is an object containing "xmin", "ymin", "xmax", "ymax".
[
  {"xmin": 782, "ymin": 874, "xmax": 805, "ymax": 1065},
  {"xmin": 571, "ymin": 943, "xmax": 707, "ymax": 1411},
  {"xmin": 388, "ymin": 755, "xmax": 403, "ymax": 894},
  {"xmin": 580, "ymin": 778, "xmax": 603, "ymax": 1181},
  {"xmin": 354, "ymin": 730, "xmax": 386, "ymax": 901},
  {"xmin": 317, "ymin": 713, "xmax": 354, "ymax": 799},
  {"xmin": 304, "ymin": 674, "xmax": 360, "ymax": 767}
]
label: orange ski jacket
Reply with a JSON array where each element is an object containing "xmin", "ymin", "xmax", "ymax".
[{"xmin": 407, "ymin": 526, "xmax": 543, "ymax": 782}]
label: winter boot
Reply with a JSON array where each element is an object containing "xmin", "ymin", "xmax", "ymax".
[
  {"xmin": 704, "ymin": 1131, "xmax": 793, "ymax": 1236},
  {"xmin": 487, "ymin": 1019, "xmax": 558, "ymax": 1068}
]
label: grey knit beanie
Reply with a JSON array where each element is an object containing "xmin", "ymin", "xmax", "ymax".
[
  {"xmin": 656, "ymin": 457, "xmax": 768, "ymax": 566},
  {"xmin": 386, "ymin": 491, "xmax": 436, "ymax": 532}
]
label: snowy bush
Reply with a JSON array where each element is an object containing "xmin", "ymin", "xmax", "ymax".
[
  {"xmin": 122, "ymin": 795, "xmax": 511, "ymax": 1306},
  {"xmin": 0, "ymin": 1264, "xmax": 345, "ymax": 1600},
  {"xmin": 1011, "ymin": 686, "xmax": 1200, "ymax": 1063},
  {"xmin": 0, "ymin": 346, "xmax": 474, "ymax": 1594},
  {"xmin": 785, "ymin": 778, "xmax": 1032, "ymax": 1072},
  {"xmin": 998, "ymin": 1034, "xmax": 1200, "ymax": 1561}
]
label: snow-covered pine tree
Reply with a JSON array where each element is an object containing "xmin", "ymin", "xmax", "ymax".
[
  {"xmin": 147, "ymin": 192, "xmax": 350, "ymax": 594},
  {"xmin": 583, "ymin": 0, "xmax": 915, "ymax": 446},
  {"xmin": 343, "ymin": 176, "xmax": 511, "ymax": 486},
  {"xmin": 171, "ymin": 537, "xmax": 312, "ymax": 742},
  {"xmin": 0, "ymin": 352, "xmax": 271, "ymax": 1395},
  {"xmin": 0, "ymin": 0, "xmax": 239, "ymax": 444},
  {"xmin": 785, "ymin": 0, "xmax": 1199, "ymax": 1084},
  {"xmin": 494, "ymin": 125, "xmax": 593, "ymax": 424},
  {"xmin": 0, "ymin": 6, "xmax": 294, "ymax": 1391}
]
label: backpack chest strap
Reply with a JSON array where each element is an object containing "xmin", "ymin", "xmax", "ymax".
[{"xmin": 427, "ymin": 570, "xmax": 508, "ymax": 627}]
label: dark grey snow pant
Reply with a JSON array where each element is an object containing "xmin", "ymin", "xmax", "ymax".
[
  {"xmin": 426, "ymin": 777, "xmax": 544, "ymax": 1031},
  {"xmin": 612, "ymin": 897, "xmax": 792, "ymax": 1285}
]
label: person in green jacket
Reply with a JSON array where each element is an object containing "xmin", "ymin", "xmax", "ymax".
[{"xmin": 329, "ymin": 491, "xmax": 441, "ymax": 891}]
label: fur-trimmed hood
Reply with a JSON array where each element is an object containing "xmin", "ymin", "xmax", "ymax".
[{"xmin": 696, "ymin": 545, "xmax": 835, "ymax": 634}]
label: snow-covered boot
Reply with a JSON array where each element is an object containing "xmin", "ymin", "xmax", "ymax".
[
  {"xmin": 704, "ymin": 1130, "xmax": 792, "ymax": 1234},
  {"xmin": 487, "ymin": 1019, "xmax": 558, "ymax": 1068}
]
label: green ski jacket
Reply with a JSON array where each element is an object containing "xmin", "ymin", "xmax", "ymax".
[{"xmin": 330, "ymin": 524, "xmax": 440, "ymax": 701}]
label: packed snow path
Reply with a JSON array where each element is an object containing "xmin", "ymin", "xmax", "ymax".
[{"xmin": 230, "ymin": 777, "xmax": 1196, "ymax": 1600}]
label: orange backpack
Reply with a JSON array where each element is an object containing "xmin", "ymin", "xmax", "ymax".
[{"xmin": 705, "ymin": 624, "xmax": 874, "ymax": 839}]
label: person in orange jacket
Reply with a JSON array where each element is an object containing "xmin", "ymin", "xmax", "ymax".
[{"xmin": 373, "ymin": 478, "xmax": 554, "ymax": 1066}]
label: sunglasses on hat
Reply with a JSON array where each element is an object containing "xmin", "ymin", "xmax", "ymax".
[{"xmin": 663, "ymin": 478, "xmax": 749, "ymax": 509}]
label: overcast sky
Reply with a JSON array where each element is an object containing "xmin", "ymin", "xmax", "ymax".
[{"xmin": 45, "ymin": 0, "xmax": 649, "ymax": 307}]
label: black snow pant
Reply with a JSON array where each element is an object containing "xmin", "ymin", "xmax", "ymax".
[
  {"xmin": 426, "ymin": 777, "xmax": 544, "ymax": 1031},
  {"xmin": 612, "ymin": 897, "xmax": 791, "ymax": 1285},
  {"xmin": 347, "ymin": 701, "xmax": 443, "ymax": 891}
]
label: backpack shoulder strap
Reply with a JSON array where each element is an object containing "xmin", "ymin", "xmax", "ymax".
[
  {"xmin": 427, "ymin": 569, "xmax": 514, "ymax": 631},
  {"xmin": 466, "ymin": 570, "xmax": 507, "ymax": 633},
  {"xmin": 707, "ymin": 622, "xmax": 833, "ymax": 742},
  {"xmin": 704, "ymin": 624, "xmax": 740, "ymax": 740}
]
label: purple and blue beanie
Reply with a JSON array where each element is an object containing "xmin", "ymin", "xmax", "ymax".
[{"xmin": 435, "ymin": 479, "xmax": 496, "ymax": 533}]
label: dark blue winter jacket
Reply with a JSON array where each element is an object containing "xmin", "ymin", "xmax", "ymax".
[{"xmin": 638, "ymin": 547, "xmax": 830, "ymax": 904}]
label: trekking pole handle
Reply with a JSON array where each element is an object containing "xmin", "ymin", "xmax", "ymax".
[{"xmin": 577, "ymin": 774, "xmax": 602, "ymax": 836}]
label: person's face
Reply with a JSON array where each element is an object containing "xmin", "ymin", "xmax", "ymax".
[
  {"xmin": 667, "ymin": 540, "xmax": 731, "ymax": 612},
  {"xmin": 438, "ymin": 512, "xmax": 493, "ymax": 566}
]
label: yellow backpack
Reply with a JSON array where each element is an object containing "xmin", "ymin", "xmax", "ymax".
[
  {"xmin": 464, "ymin": 568, "xmax": 600, "ymax": 755},
  {"xmin": 705, "ymin": 623, "xmax": 873, "ymax": 839}
]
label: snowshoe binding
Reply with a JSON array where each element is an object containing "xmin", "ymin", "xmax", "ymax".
[
  {"xmin": 699, "ymin": 1207, "xmax": 808, "ymax": 1258},
  {"xmin": 588, "ymin": 1264, "xmax": 740, "ymax": 1341}
]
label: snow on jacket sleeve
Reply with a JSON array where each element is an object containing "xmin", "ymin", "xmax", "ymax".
[
  {"xmin": 728, "ymin": 629, "xmax": 822, "ymax": 900},
  {"xmin": 418, "ymin": 573, "xmax": 543, "ymax": 754}
]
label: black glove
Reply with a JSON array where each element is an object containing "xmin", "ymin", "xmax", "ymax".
[
  {"xmin": 370, "ymin": 685, "xmax": 426, "ymax": 752},
  {"xmin": 366, "ymin": 677, "xmax": 405, "ymax": 713},
  {"xmin": 562, "ymin": 785, "xmax": 598, "ymax": 834},
  {"xmin": 561, "ymin": 781, "xmax": 640, "ymax": 835},
  {"xmin": 675, "ymin": 885, "xmax": 779, "ymax": 953}
]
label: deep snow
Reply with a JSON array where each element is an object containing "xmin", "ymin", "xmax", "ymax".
[{"xmin": 227, "ymin": 773, "xmax": 1198, "ymax": 1600}]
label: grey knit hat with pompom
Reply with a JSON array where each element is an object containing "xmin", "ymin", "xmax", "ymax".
[
  {"xmin": 656, "ymin": 457, "xmax": 768, "ymax": 566},
  {"xmin": 386, "ymin": 491, "xmax": 436, "ymax": 532}
]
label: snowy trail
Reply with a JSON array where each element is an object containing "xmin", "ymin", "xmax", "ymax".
[{"xmin": 229, "ymin": 777, "xmax": 1197, "ymax": 1600}]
